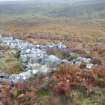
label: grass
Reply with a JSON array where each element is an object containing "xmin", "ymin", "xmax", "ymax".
[
  {"xmin": 0, "ymin": 63, "xmax": 105, "ymax": 105},
  {"xmin": 0, "ymin": 0, "xmax": 105, "ymax": 46},
  {"xmin": 0, "ymin": 1, "xmax": 105, "ymax": 105},
  {"xmin": 0, "ymin": 49, "xmax": 23, "ymax": 74}
]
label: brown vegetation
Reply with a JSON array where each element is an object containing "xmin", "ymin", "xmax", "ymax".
[{"xmin": 0, "ymin": 62, "xmax": 105, "ymax": 105}]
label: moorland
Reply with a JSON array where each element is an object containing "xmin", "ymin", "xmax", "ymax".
[{"xmin": 0, "ymin": 0, "xmax": 105, "ymax": 105}]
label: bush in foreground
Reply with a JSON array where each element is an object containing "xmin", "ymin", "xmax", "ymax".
[{"xmin": 0, "ymin": 64, "xmax": 105, "ymax": 105}]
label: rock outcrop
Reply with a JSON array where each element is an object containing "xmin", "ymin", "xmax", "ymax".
[{"xmin": 0, "ymin": 35, "xmax": 98, "ymax": 83}]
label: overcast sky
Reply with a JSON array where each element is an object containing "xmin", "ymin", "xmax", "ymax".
[
  {"xmin": 0, "ymin": 0, "xmax": 79, "ymax": 1},
  {"xmin": 0, "ymin": 0, "xmax": 86, "ymax": 2},
  {"xmin": 0, "ymin": 0, "xmax": 26, "ymax": 1}
]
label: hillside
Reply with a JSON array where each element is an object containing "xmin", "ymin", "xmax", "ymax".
[
  {"xmin": 0, "ymin": 0, "xmax": 105, "ymax": 40},
  {"xmin": 0, "ymin": 1, "xmax": 105, "ymax": 105}
]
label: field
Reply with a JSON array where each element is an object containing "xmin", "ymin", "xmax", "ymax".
[{"xmin": 0, "ymin": 0, "xmax": 105, "ymax": 105}]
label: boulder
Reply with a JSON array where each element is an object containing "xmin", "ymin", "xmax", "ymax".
[{"xmin": 0, "ymin": 73, "xmax": 9, "ymax": 79}]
